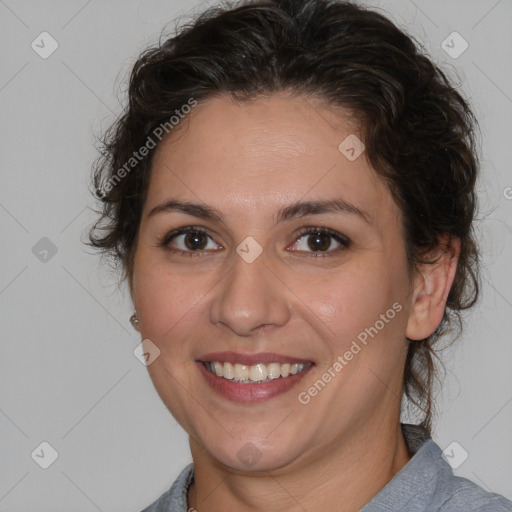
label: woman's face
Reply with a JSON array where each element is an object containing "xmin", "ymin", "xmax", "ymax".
[{"xmin": 132, "ymin": 93, "xmax": 415, "ymax": 472}]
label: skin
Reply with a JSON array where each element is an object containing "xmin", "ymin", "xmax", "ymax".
[{"xmin": 130, "ymin": 93, "xmax": 460, "ymax": 511}]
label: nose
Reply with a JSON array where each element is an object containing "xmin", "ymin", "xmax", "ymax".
[{"xmin": 209, "ymin": 249, "xmax": 291, "ymax": 337}]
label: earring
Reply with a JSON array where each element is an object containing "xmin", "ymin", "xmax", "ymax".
[{"xmin": 129, "ymin": 311, "xmax": 139, "ymax": 328}]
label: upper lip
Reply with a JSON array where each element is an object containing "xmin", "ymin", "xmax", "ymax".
[{"xmin": 197, "ymin": 352, "xmax": 314, "ymax": 366}]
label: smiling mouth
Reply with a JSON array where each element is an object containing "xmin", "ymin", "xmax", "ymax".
[{"xmin": 203, "ymin": 361, "xmax": 313, "ymax": 384}]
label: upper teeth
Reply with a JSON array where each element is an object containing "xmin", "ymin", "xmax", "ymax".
[{"xmin": 206, "ymin": 361, "xmax": 309, "ymax": 383}]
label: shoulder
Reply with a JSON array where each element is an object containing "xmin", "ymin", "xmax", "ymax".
[
  {"xmin": 140, "ymin": 463, "xmax": 194, "ymax": 512},
  {"xmin": 406, "ymin": 424, "xmax": 512, "ymax": 511},
  {"xmin": 362, "ymin": 425, "xmax": 512, "ymax": 512},
  {"xmin": 407, "ymin": 429, "xmax": 512, "ymax": 512},
  {"xmin": 437, "ymin": 474, "xmax": 512, "ymax": 511}
]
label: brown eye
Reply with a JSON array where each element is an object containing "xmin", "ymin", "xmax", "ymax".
[
  {"xmin": 183, "ymin": 231, "xmax": 208, "ymax": 250},
  {"xmin": 307, "ymin": 232, "xmax": 332, "ymax": 251},
  {"xmin": 289, "ymin": 228, "xmax": 349, "ymax": 255},
  {"xmin": 162, "ymin": 227, "xmax": 221, "ymax": 255}
]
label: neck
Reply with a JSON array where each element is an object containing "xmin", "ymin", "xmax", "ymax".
[{"xmin": 187, "ymin": 419, "xmax": 411, "ymax": 512}]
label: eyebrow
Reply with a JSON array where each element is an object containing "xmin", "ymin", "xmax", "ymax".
[{"xmin": 147, "ymin": 198, "xmax": 371, "ymax": 225}]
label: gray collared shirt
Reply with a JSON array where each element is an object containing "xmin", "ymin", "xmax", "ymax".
[{"xmin": 141, "ymin": 424, "xmax": 512, "ymax": 511}]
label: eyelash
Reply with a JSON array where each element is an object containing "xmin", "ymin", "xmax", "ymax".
[{"xmin": 160, "ymin": 226, "xmax": 350, "ymax": 258}]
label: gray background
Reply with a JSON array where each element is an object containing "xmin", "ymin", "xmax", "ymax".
[{"xmin": 1, "ymin": 0, "xmax": 511, "ymax": 510}]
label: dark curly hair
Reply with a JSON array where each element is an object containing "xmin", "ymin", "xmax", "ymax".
[{"xmin": 87, "ymin": 0, "xmax": 480, "ymax": 433}]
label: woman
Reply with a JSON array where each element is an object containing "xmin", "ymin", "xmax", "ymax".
[{"xmin": 88, "ymin": 0, "xmax": 512, "ymax": 510}]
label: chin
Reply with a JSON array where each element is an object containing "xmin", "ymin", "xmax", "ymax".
[{"xmin": 195, "ymin": 428, "xmax": 307, "ymax": 474}]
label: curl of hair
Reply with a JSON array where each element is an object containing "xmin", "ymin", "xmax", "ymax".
[{"xmin": 88, "ymin": 0, "xmax": 480, "ymax": 432}]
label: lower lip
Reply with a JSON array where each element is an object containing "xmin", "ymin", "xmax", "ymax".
[{"xmin": 197, "ymin": 362, "xmax": 313, "ymax": 403}]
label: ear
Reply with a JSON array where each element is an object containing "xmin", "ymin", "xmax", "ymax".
[
  {"xmin": 128, "ymin": 277, "xmax": 140, "ymax": 332},
  {"xmin": 129, "ymin": 312, "xmax": 141, "ymax": 332},
  {"xmin": 406, "ymin": 235, "xmax": 460, "ymax": 341}
]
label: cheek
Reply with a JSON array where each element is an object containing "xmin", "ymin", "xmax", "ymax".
[
  {"xmin": 132, "ymin": 252, "xmax": 211, "ymax": 346},
  {"xmin": 305, "ymin": 258, "xmax": 407, "ymax": 353}
]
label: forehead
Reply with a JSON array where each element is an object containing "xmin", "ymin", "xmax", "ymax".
[{"xmin": 145, "ymin": 94, "xmax": 395, "ymax": 224}]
